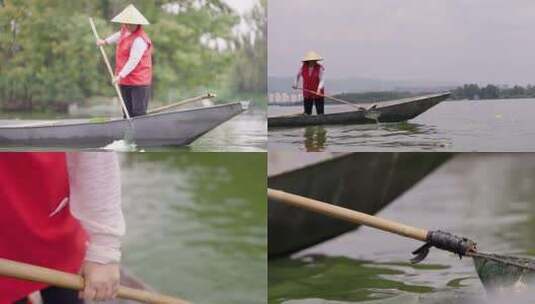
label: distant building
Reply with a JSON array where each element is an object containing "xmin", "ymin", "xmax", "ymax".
[{"xmin": 268, "ymin": 91, "xmax": 303, "ymax": 105}]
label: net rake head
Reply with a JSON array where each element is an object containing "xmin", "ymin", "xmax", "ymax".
[{"xmin": 471, "ymin": 252, "xmax": 535, "ymax": 292}]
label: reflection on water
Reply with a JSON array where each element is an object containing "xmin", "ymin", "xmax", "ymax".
[
  {"xmin": 303, "ymin": 126, "xmax": 327, "ymax": 151},
  {"xmin": 118, "ymin": 153, "xmax": 266, "ymax": 304},
  {"xmin": 269, "ymin": 99, "xmax": 535, "ymax": 151},
  {"xmin": 271, "ymin": 121, "xmax": 443, "ymax": 152},
  {"xmin": 269, "ymin": 255, "xmax": 437, "ymax": 303},
  {"xmin": 268, "ymin": 154, "xmax": 535, "ymax": 303}
]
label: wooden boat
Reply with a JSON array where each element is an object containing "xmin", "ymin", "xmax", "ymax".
[
  {"xmin": 268, "ymin": 92, "xmax": 450, "ymax": 128},
  {"xmin": 268, "ymin": 152, "xmax": 452, "ymax": 259},
  {"xmin": 0, "ymin": 103, "xmax": 243, "ymax": 147}
]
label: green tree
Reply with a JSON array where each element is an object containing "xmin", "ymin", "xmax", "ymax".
[
  {"xmin": 0, "ymin": 0, "xmax": 242, "ymax": 111},
  {"xmin": 463, "ymin": 84, "xmax": 480, "ymax": 100},
  {"xmin": 480, "ymin": 84, "xmax": 500, "ymax": 99},
  {"xmin": 510, "ymin": 85, "xmax": 525, "ymax": 97},
  {"xmin": 227, "ymin": 0, "xmax": 266, "ymax": 95}
]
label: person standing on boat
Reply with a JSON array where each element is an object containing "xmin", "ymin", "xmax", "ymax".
[
  {"xmin": 0, "ymin": 152, "xmax": 124, "ymax": 303},
  {"xmin": 292, "ymin": 51, "xmax": 326, "ymax": 115},
  {"xmin": 96, "ymin": 4, "xmax": 153, "ymax": 118}
]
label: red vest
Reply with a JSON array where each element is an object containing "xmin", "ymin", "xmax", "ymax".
[
  {"xmin": 301, "ymin": 63, "xmax": 325, "ymax": 99},
  {"xmin": 115, "ymin": 25, "xmax": 153, "ymax": 86},
  {"xmin": 0, "ymin": 153, "xmax": 87, "ymax": 303}
]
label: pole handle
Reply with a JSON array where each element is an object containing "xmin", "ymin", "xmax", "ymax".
[
  {"xmin": 148, "ymin": 93, "xmax": 216, "ymax": 114},
  {"xmin": 89, "ymin": 17, "xmax": 131, "ymax": 120},
  {"xmin": 267, "ymin": 188, "xmax": 428, "ymax": 242},
  {"xmin": 0, "ymin": 258, "xmax": 189, "ymax": 304},
  {"xmin": 295, "ymin": 87, "xmax": 365, "ymax": 110}
]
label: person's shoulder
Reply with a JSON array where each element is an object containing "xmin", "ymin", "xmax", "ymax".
[
  {"xmin": 133, "ymin": 36, "xmax": 149, "ymax": 46},
  {"xmin": 136, "ymin": 31, "xmax": 152, "ymax": 46}
]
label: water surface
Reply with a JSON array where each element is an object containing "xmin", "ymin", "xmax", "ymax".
[
  {"xmin": 188, "ymin": 108, "xmax": 266, "ymax": 152},
  {"xmin": 118, "ymin": 153, "xmax": 266, "ymax": 304},
  {"xmin": 268, "ymin": 99, "xmax": 535, "ymax": 152},
  {"xmin": 269, "ymin": 154, "xmax": 535, "ymax": 303}
]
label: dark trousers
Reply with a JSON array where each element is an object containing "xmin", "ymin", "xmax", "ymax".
[
  {"xmin": 303, "ymin": 97, "xmax": 325, "ymax": 115},
  {"xmin": 15, "ymin": 287, "xmax": 83, "ymax": 304},
  {"xmin": 119, "ymin": 85, "xmax": 151, "ymax": 118}
]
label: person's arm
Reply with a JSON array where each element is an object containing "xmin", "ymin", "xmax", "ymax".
[
  {"xmin": 318, "ymin": 67, "xmax": 325, "ymax": 93},
  {"xmin": 66, "ymin": 152, "xmax": 124, "ymax": 301},
  {"xmin": 116, "ymin": 37, "xmax": 148, "ymax": 81},
  {"xmin": 105, "ymin": 32, "xmax": 121, "ymax": 45},
  {"xmin": 96, "ymin": 31, "xmax": 120, "ymax": 47},
  {"xmin": 293, "ymin": 66, "xmax": 302, "ymax": 89}
]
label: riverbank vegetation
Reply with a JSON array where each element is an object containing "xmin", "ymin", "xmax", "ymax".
[
  {"xmin": 451, "ymin": 84, "xmax": 535, "ymax": 100},
  {"xmin": 0, "ymin": 0, "xmax": 266, "ymax": 112},
  {"xmin": 333, "ymin": 83, "xmax": 535, "ymax": 104}
]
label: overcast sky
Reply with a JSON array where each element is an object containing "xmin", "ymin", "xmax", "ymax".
[
  {"xmin": 223, "ymin": 0, "xmax": 258, "ymax": 35},
  {"xmin": 269, "ymin": 0, "xmax": 535, "ymax": 85}
]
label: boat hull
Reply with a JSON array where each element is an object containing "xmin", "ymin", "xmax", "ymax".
[
  {"xmin": 268, "ymin": 93, "xmax": 450, "ymax": 128},
  {"xmin": 0, "ymin": 103, "xmax": 243, "ymax": 147},
  {"xmin": 268, "ymin": 152, "xmax": 452, "ymax": 258}
]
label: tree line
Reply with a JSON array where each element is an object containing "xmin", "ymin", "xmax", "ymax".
[
  {"xmin": 451, "ymin": 84, "xmax": 535, "ymax": 100},
  {"xmin": 333, "ymin": 84, "xmax": 535, "ymax": 104},
  {"xmin": 0, "ymin": 0, "xmax": 265, "ymax": 112}
]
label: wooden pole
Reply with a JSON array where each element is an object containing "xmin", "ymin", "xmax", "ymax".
[
  {"xmin": 89, "ymin": 17, "xmax": 131, "ymax": 120},
  {"xmin": 148, "ymin": 93, "xmax": 216, "ymax": 114},
  {"xmin": 267, "ymin": 188, "xmax": 428, "ymax": 242},
  {"xmin": 295, "ymin": 87, "xmax": 370, "ymax": 111},
  {"xmin": 0, "ymin": 258, "xmax": 189, "ymax": 304}
]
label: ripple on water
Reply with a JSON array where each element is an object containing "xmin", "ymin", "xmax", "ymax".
[
  {"xmin": 118, "ymin": 153, "xmax": 266, "ymax": 304},
  {"xmin": 268, "ymin": 99, "xmax": 535, "ymax": 151}
]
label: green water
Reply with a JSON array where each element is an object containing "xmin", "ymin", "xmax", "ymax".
[
  {"xmin": 269, "ymin": 256, "xmax": 438, "ymax": 302},
  {"xmin": 118, "ymin": 153, "xmax": 266, "ymax": 304},
  {"xmin": 268, "ymin": 154, "xmax": 535, "ymax": 303}
]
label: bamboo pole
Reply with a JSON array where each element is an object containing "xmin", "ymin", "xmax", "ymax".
[
  {"xmin": 89, "ymin": 17, "xmax": 131, "ymax": 120},
  {"xmin": 148, "ymin": 93, "xmax": 216, "ymax": 114},
  {"xmin": 0, "ymin": 258, "xmax": 189, "ymax": 304},
  {"xmin": 295, "ymin": 87, "xmax": 373, "ymax": 111},
  {"xmin": 267, "ymin": 188, "xmax": 428, "ymax": 242}
]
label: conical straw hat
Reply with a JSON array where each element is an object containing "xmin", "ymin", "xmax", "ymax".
[
  {"xmin": 111, "ymin": 4, "xmax": 150, "ymax": 25},
  {"xmin": 302, "ymin": 51, "xmax": 323, "ymax": 62}
]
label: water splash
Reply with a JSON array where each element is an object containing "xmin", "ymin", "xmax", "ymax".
[
  {"xmin": 103, "ymin": 139, "xmax": 137, "ymax": 152},
  {"xmin": 103, "ymin": 122, "xmax": 137, "ymax": 151},
  {"xmin": 365, "ymin": 110, "xmax": 381, "ymax": 122},
  {"xmin": 240, "ymin": 100, "xmax": 251, "ymax": 110}
]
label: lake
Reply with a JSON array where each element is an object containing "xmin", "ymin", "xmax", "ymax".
[
  {"xmin": 187, "ymin": 108, "xmax": 266, "ymax": 152},
  {"xmin": 268, "ymin": 153, "xmax": 535, "ymax": 303},
  {"xmin": 118, "ymin": 152, "xmax": 267, "ymax": 304},
  {"xmin": 268, "ymin": 99, "xmax": 535, "ymax": 152}
]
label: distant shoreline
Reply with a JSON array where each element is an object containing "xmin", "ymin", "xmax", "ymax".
[{"xmin": 268, "ymin": 92, "xmax": 535, "ymax": 106}]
